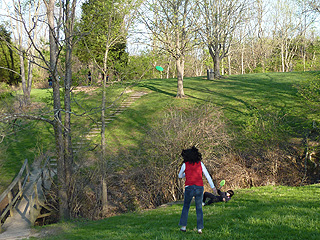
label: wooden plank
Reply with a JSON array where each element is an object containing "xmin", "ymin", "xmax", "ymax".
[
  {"xmin": 7, "ymin": 192, "xmax": 13, "ymax": 217},
  {"xmin": 0, "ymin": 159, "xmax": 29, "ymax": 227},
  {"xmin": 0, "ymin": 159, "xmax": 28, "ymax": 203},
  {"xmin": 37, "ymin": 212, "xmax": 52, "ymax": 218},
  {"xmin": 1, "ymin": 157, "xmax": 56, "ymax": 229}
]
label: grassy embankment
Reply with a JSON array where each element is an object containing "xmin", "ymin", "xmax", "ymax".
[
  {"xmin": 1, "ymin": 71, "xmax": 319, "ymax": 238},
  {"xmin": 1, "ymin": 71, "xmax": 318, "ymax": 191}
]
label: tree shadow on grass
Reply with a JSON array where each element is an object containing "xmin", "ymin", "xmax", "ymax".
[
  {"xmin": 139, "ymin": 83, "xmax": 176, "ymax": 98},
  {"xmin": 183, "ymin": 73, "xmax": 314, "ymax": 134}
]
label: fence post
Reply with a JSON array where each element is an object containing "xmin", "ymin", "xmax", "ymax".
[
  {"xmin": 26, "ymin": 162, "xmax": 30, "ymax": 182},
  {"xmin": 7, "ymin": 191, "xmax": 13, "ymax": 217},
  {"xmin": 34, "ymin": 183, "xmax": 39, "ymax": 210},
  {"xmin": 31, "ymin": 182, "xmax": 39, "ymax": 226},
  {"xmin": 29, "ymin": 193, "xmax": 34, "ymax": 225},
  {"xmin": 41, "ymin": 170, "xmax": 44, "ymax": 190},
  {"xmin": 18, "ymin": 178, "xmax": 22, "ymax": 198},
  {"xmin": 48, "ymin": 163, "xmax": 52, "ymax": 179}
]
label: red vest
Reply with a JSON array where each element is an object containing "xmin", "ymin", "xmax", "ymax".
[{"xmin": 185, "ymin": 162, "xmax": 203, "ymax": 187}]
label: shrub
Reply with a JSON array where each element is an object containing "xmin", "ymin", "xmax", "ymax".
[
  {"xmin": 0, "ymin": 82, "xmax": 12, "ymax": 99},
  {"xmin": 128, "ymin": 103, "xmax": 231, "ymax": 207}
]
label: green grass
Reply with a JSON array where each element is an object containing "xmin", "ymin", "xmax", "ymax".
[
  {"xmin": 137, "ymin": 72, "xmax": 315, "ymax": 127},
  {"xmin": 2, "ymin": 72, "xmax": 320, "ymax": 238},
  {"xmin": 106, "ymin": 71, "xmax": 318, "ymax": 149},
  {"xmin": 31, "ymin": 184, "xmax": 320, "ymax": 240},
  {"xmin": 0, "ymin": 89, "xmax": 57, "ymax": 192},
  {"xmin": 1, "ymin": 71, "xmax": 319, "ymax": 192}
]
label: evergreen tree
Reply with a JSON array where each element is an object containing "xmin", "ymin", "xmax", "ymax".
[
  {"xmin": 0, "ymin": 24, "xmax": 20, "ymax": 85},
  {"xmin": 76, "ymin": 0, "xmax": 128, "ymax": 79}
]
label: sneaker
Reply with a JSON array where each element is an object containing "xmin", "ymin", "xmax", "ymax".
[
  {"xmin": 202, "ymin": 202, "xmax": 205, "ymax": 206},
  {"xmin": 198, "ymin": 229, "xmax": 202, "ymax": 234},
  {"xmin": 180, "ymin": 226, "xmax": 186, "ymax": 232}
]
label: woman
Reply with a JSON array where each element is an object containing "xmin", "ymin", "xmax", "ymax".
[{"xmin": 178, "ymin": 146, "xmax": 216, "ymax": 234}]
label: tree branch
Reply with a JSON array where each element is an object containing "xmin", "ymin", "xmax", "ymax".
[{"xmin": 0, "ymin": 113, "xmax": 54, "ymax": 125}]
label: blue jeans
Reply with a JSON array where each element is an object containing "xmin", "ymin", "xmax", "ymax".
[{"xmin": 179, "ymin": 185, "xmax": 204, "ymax": 229}]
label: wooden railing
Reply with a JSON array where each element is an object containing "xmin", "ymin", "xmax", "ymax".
[
  {"xmin": 29, "ymin": 157, "xmax": 55, "ymax": 225},
  {"xmin": 0, "ymin": 159, "xmax": 30, "ymax": 231},
  {"xmin": 0, "ymin": 157, "xmax": 56, "ymax": 231}
]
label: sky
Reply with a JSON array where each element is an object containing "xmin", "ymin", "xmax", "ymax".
[
  {"xmin": 0, "ymin": 0, "xmax": 144, "ymax": 54},
  {"xmin": 0, "ymin": 1, "xmax": 4, "ymax": 15},
  {"xmin": 1, "ymin": 0, "xmax": 320, "ymax": 56}
]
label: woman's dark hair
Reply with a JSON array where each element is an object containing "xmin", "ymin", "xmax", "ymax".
[
  {"xmin": 181, "ymin": 146, "xmax": 202, "ymax": 164},
  {"xmin": 227, "ymin": 190, "xmax": 234, "ymax": 197}
]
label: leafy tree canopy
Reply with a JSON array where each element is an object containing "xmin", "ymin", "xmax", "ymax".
[
  {"xmin": 0, "ymin": 24, "xmax": 20, "ymax": 85},
  {"xmin": 75, "ymin": 0, "xmax": 128, "ymax": 72}
]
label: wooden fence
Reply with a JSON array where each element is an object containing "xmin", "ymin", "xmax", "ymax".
[
  {"xmin": 0, "ymin": 157, "xmax": 55, "ymax": 231},
  {"xmin": 29, "ymin": 157, "xmax": 55, "ymax": 225},
  {"xmin": 0, "ymin": 159, "xmax": 30, "ymax": 231}
]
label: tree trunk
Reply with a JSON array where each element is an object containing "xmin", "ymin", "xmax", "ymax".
[
  {"xmin": 62, "ymin": 0, "xmax": 77, "ymax": 219},
  {"xmin": 208, "ymin": 45, "xmax": 221, "ymax": 78},
  {"xmin": 221, "ymin": 58, "xmax": 224, "ymax": 76},
  {"xmin": 9, "ymin": 46, "xmax": 15, "ymax": 84},
  {"xmin": 176, "ymin": 58, "xmax": 185, "ymax": 98},
  {"xmin": 27, "ymin": 59, "xmax": 33, "ymax": 97},
  {"xmin": 19, "ymin": 49, "xmax": 27, "ymax": 102},
  {"xmin": 241, "ymin": 45, "xmax": 244, "ymax": 74},
  {"xmin": 45, "ymin": 0, "xmax": 69, "ymax": 220},
  {"xmin": 101, "ymin": 46, "xmax": 108, "ymax": 157},
  {"xmin": 166, "ymin": 59, "xmax": 171, "ymax": 79},
  {"xmin": 16, "ymin": 2, "xmax": 30, "ymax": 104},
  {"xmin": 281, "ymin": 41, "xmax": 285, "ymax": 72},
  {"xmin": 101, "ymin": 45, "xmax": 109, "ymax": 212},
  {"xmin": 102, "ymin": 176, "xmax": 108, "ymax": 213},
  {"xmin": 25, "ymin": 0, "xmax": 38, "ymax": 101},
  {"xmin": 262, "ymin": 52, "xmax": 266, "ymax": 73},
  {"xmin": 228, "ymin": 54, "xmax": 231, "ymax": 75},
  {"xmin": 64, "ymin": 24, "xmax": 74, "ymax": 221},
  {"xmin": 101, "ymin": 73, "xmax": 107, "ymax": 211},
  {"xmin": 213, "ymin": 51, "xmax": 220, "ymax": 78}
]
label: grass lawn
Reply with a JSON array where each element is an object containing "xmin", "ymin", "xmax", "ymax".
[
  {"xmin": 138, "ymin": 72, "xmax": 316, "ymax": 129},
  {"xmin": 1, "ymin": 71, "xmax": 320, "ymax": 238},
  {"xmin": 107, "ymin": 71, "xmax": 318, "ymax": 150},
  {"xmin": 1, "ymin": 71, "xmax": 319, "ymax": 192},
  {"xmin": 0, "ymin": 72, "xmax": 319, "ymax": 188},
  {"xmin": 32, "ymin": 184, "xmax": 320, "ymax": 240}
]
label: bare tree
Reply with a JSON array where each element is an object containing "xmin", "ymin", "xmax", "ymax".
[
  {"xmin": 62, "ymin": 0, "xmax": 77, "ymax": 220},
  {"xmin": 255, "ymin": 0, "xmax": 270, "ymax": 73},
  {"xmin": 98, "ymin": 0, "xmax": 140, "ymax": 214},
  {"xmin": 135, "ymin": 103, "xmax": 231, "ymax": 204},
  {"xmin": 2, "ymin": 0, "xmax": 77, "ymax": 220},
  {"xmin": 140, "ymin": 0, "xmax": 199, "ymax": 98},
  {"xmin": 199, "ymin": 0, "xmax": 250, "ymax": 78},
  {"xmin": 41, "ymin": 0, "xmax": 71, "ymax": 220},
  {"xmin": 230, "ymin": 0, "xmax": 269, "ymax": 75},
  {"xmin": 308, "ymin": 0, "xmax": 320, "ymax": 12},
  {"xmin": 43, "ymin": 0, "xmax": 78, "ymax": 220},
  {"xmin": 272, "ymin": 0, "xmax": 304, "ymax": 72},
  {"xmin": 2, "ymin": 0, "xmax": 44, "ymax": 102}
]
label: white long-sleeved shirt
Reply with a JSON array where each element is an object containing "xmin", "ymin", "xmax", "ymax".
[{"xmin": 178, "ymin": 162, "xmax": 215, "ymax": 189}]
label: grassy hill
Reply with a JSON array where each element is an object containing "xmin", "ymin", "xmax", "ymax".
[
  {"xmin": 32, "ymin": 184, "xmax": 320, "ymax": 240},
  {"xmin": 1, "ymin": 71, "xmax": 319, "ymax": 191},
  {"xmin": 105, "ymin": 71, "xmax": 317, "ymax": 149},
  {"xmin": 1, "ymin": 71, "xmax": 320, "ymax": 238}
]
